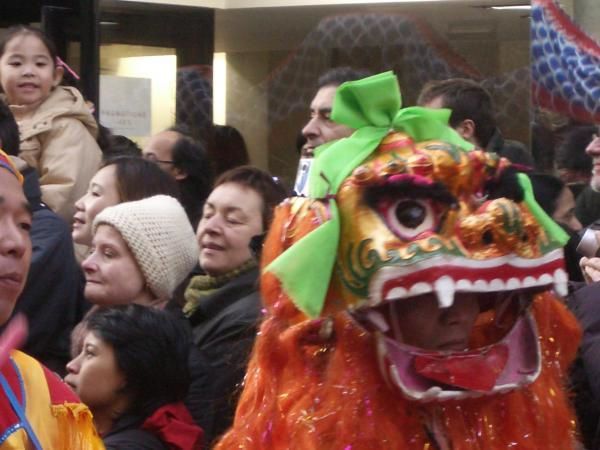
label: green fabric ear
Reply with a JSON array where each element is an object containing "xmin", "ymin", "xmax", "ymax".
[
  {"xmin": 265, "ymin": 71, "xmax": 473, "ymax": 318},
  {"xmin": 517, "ymin": 173, "xmax": 569, "ymax": 247},
  {"xmin": 264, "ymin": 205, "xmax": 340, "ymax": 318}
]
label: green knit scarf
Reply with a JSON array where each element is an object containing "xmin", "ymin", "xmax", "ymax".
[{"xmin": 183, "ymin": 259, "xmax": 257, "ymax": 317}]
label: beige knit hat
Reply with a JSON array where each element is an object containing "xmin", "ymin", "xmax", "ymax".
[{"xmin": 93, "ymin": 195, "xmax": 199, "ymax": 300}]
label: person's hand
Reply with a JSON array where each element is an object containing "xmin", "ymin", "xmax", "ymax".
[
  {"xmin": 580, "ymin": 256, "xmax": 600, "ymax": 284},
  {"xmin": 0, "ymin": 315, "xmax": 27, "ymax": 370}
]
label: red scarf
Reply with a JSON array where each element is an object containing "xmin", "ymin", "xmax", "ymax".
[{"xmin": 142, "ymin": 402, "xmax": 203, "ymax": 450}]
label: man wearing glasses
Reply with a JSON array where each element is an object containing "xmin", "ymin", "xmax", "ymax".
[{"xmin": 143, "ymin": 125, "xmax": 212, "ymax": 227}]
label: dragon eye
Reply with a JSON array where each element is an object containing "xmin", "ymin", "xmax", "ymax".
[
  {"xmin": 378, "ymin": 198, "xmax": 436, "ymax": 240},
  {"xmin": 395, "ymin": 201, "xmax": 426, "ymax": 228}
]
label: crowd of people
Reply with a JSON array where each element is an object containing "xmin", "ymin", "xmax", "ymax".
[{"xmin": 0, "ymin": 22, "xmax": 600, "ymax": 450}]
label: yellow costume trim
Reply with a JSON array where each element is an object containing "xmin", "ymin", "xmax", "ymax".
[{"xmin": 1, "ymin": 351, "xmax": 104, "ymax": 450}]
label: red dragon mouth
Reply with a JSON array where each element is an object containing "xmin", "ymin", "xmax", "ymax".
[
  {"xmin": 370, "ymin": 313, "xmax": 541, "ymax": 401},
  {"xmin": 348, "ymin": 249, "xmax": 564, "ymax": 401}
]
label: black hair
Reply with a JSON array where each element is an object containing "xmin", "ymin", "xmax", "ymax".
[
  {"xmin": 485, "ymin": 165, "xmax": 524, "ymax": 203},
  {"xmin": 0, "ymin": 25, "xmax": 58, "ymax": 66},
  {"xmin": 417, "ymin": 78, "xmax": 496, "ymax": 148},
  {"xmin": 167, "ymin": 125, "xmax": 213, "ymax": 227},
  {"xmin": 531, "ymin": 122, "xmax": 556, "ymax": 173},
  {"xmin": 102, "ymin": 155, "xmax": 180, "ymax": 203},
  {"xmin": 86, "ymin": 305, "xmax": 191, "ymax": 418},
  {"xmin": 0, "ymin": 99, "xmax": 19, "ymax": 156},
  {"xmin": 317, "ymin": 66, "xmax": 372, "ymax": 89},
  {"xmin": 556, "ymin": 125, "xmax": 595, "ymax": 172},
  {"xmin": 529, "ymin": 172, "xmax": 566, "ymax": 216},
  {"xmin": 214, "ymin": 165, "xmax": 289, "ymax": 230},
  {"xmin": 97, "ymin": 125, "xmax": 142, "ymax": 161},
  {"xmin": 107, "ymin": 135, "xmax": 142, "ymax": 159},
  {"xmin": 212, "ymin": 124, "xmax": 250, "ymax": 176}
]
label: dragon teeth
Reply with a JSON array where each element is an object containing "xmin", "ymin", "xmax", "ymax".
[
  {"xmin": 456, "ymin": 279, "xmax": 472, "ymax": 290},
  {"xmin": 385, "ymin": 287, "xmax": 408, "ymax": 301},
  {"xmin": 539, "ymin": 273, "xmax": 553, "ymax": 285},
  {"xmin": 553, "ymin": 282, "xmax": 568, "ymax": 297},
  {"xmin": 409, "ymin": 282, "xmax": 432, "ymax": 296},
  {"xmin": 378, "ymin": 270, "xmax": 568, "ymax": 304},
  {"xmin": 553, "ymin": 268, "xmax": 568, "ymax": 297},
  {"xmin": 489, "ymin": 279, "xmax": 505, "ymax": 290},
  {"xmin": 474, "ymin": 279, "xmax": 488, "ymax": 290},
  {"xmin": 434, "ymin": 276, "xmax": 455, "ymax": 308},
  {"xmin": 506, "ymin": 278, "xmax": 520, "ymax": 290},
  {"xmin": 522, "ymin": 276, "xmax": 537, "ymax": 288},
  {"xmin": 367, "ymin": 310, "xmax": 390, "ymax": 332}
]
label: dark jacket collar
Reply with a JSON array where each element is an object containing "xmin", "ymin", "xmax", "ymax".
[
  {"xmin": 188, "ymin": 267, "xmax": 259, "ymax": 325},
  {"xmin": 104, "ymin": 413, "xmax": 144, "ymax": 438}
]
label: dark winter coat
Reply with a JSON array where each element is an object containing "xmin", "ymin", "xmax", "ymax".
[
  {"xmin": 568, "ymin": 282, "xmax": 600, "ymax": 449},
  {"xmin": 185, "ymin": 267, "xmax": 261, "ymax": 446},
  {"xmin": 103, "ymin": 414, "xmax": 167, "ymax": 450}
]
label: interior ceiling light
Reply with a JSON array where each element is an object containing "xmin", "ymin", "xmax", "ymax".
[{"xmin": 489, "ymin": 5, "xmax": 531, "ymax": 10}]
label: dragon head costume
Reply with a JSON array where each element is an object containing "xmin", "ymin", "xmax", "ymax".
[{"xmin": 216, "ymin": 72, "xmax": 581, "ymax": 450}]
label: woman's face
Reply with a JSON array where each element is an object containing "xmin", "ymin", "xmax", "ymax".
[
  {"xmin": 197, "ymin": 182, "xmax": 264, "ymax": 276},
  {"xmin": 82, "ymin": 224, "xmax": 150, "ymax": 305},
  {"xmin": 65, "ymin": 331, "xmax": 127, "ymax": 415},
  {"xmin": 553, "ymin": 186, "xmax": 582, "ymax": 232},
  {"xmin": 73, "ymin": 165, "xmax": 121, "ymax": 246}
]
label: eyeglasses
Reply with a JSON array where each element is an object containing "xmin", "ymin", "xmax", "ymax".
[{"xmin": 143, "ymin": 153, "xmax": 175, "ymax": 165}]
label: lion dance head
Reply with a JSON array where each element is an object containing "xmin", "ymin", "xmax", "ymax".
[{"xmin": 216, "ymin": 72, "xmax": 581, "ymax": 450}]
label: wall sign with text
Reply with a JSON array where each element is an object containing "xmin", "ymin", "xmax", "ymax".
[{"xmin": 100, "ymin": 75, "xmax": 151, "ymax": 136}]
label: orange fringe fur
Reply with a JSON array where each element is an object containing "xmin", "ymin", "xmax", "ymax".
[
  {"xmin": 216, "ymin": 202, "xmax": 582, "ymax": 450},
  {"xmin": 51, "ymin": 403, "xmax": 105, "ymax": 449}
]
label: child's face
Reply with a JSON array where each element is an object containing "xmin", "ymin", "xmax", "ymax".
[
  {"xmin": 392, "ymin": 293, "xmax": 480, "ymax": 351},
  {"xmin": 0, "ymin": 34, "xmax": 63, "ymax": 107}
]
